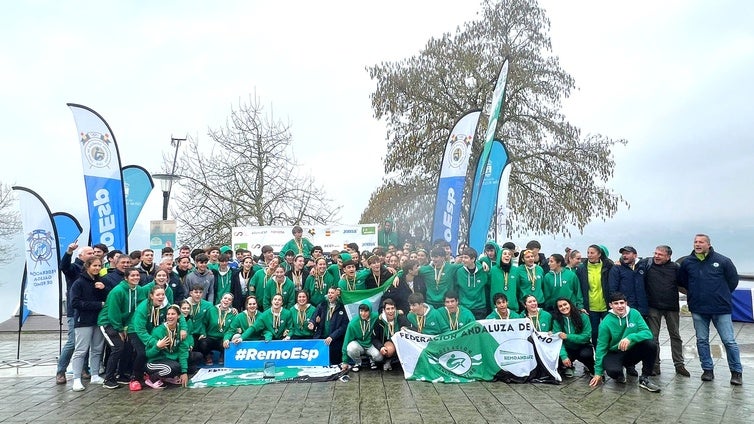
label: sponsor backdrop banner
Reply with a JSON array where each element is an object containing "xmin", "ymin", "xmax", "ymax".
[
  {"xmin": 431, "ymin": 110, "xmax": 482, "ymax": 257},
  {"xmin": 232, "ymin": 224, "xmax": 378, "ymax": 257},
  {"xmin": 392, "ymin": 319, "xmax": 561, "ymax": 383},
  {"xmin": 13, "ymin": 186, "xmax": 61, "ymax": 320},
  {"xmin": 68, "ymin": 103, "xmax": 128, "ymax": 252},
  {"xmin": 122, "ymin": 165, "xmax": 154, "ymax": 235},
  {"xmin": 189, "ymin": 366, "xmax": 346, "ymax": 388},
  {"xmin": 224, "ymin": 340, "xmax": 330, "ymax": 368}
]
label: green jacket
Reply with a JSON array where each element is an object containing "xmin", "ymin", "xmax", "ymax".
[
  {"xmin": 279, "ymin": 237, "xmax": 314, "ymax": 260},
  {"xmin": 419, "ymin": 262, "xmax": 461, "ymax": 308},
  {"xmin": 146, "ymin": 322, "xmax": 189, "ymax": 373},
  {"xmin": 214, "ymin": 269, "xmax": 234, "ymax": 304},
  {"xmin": 242, "ymin": 308, "xmax": 293, "ymax": 341},
  {"xmin": 250, "ymin": 268, "xmax": 275, "ymax": 304},
  {"xmin": 436, "ymin": 306, "xmax": 476, "ymax": 333},
  {"xmin": 455, "ymin": 263, "xmax": 489, "ymax": 311},
  {"xmin": 342, "ymin": 303, "xmax": 378, "ymax": 359},
  {"xmin": 524, "ymin": 308, "xmax": 553, "ymax": 332},
  {"xmin": 338, "ymin": 275, "xmax": 365, "ymax": 292},
  {"xmin": 542, "ymin": 268, "xmax": 583, "ymax": 310},
  {"xmin": 594, "ymin": 307, "xmax": 652, "ymax": 376},
  {"xmin": 141, "ymin": 281, "xmax": 174, "ymax": 305},
  {"xmin": 517, "ymin": 264, "xmax": 545, "ymax": 305},
  {"xmin": 551, "ymin": 312, "xmax": 592, "ymax": 361},
  {"xmin": 289, "ymin": 304, "xmax": 316, "ymax": 338},
  {"xmin": 406, "ymin": 304, "xmax": 444, "ymax": 335},
  {"xmin": 304, "ymin": 272, "xmax": 338, "ymax": 307},
  {"xmin": 129, "ymin": 299, "xmax": 187, "ymax": 345},
  {"xmin": 187, "ymin": 298, "xmax": 214, "ymax": 336},
  {"xmin": 224, "ymin": 310, "xmax": 261, "ymax": 341},
  {"xmin": 201, "ymin": 305, "xmax": 237, "ymax": 339},
  {"xmin": 97, "ymin": 280, "xmax": 140, "ymax": 331},
  {"xmin": 264, "ymin": 277, "xmax": 296, "ymax": 310}
]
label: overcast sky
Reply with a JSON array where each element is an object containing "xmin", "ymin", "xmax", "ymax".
[{"xmin": 1, "ymin": 0, "xmax": 753, "ymax": 311}]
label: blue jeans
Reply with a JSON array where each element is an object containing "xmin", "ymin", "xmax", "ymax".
[
  {"xmin": 691, "ymin": 313, "xmax": 742, "ymax": 373},
  {"xmin": 56, "ymin": 316, "xmax": 75, "ymax": 374}
]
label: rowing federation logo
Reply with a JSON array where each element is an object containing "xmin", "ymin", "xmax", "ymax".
[
  {"xmin": 26, "ymin": 229, "xmax": 55, "ymax": 268},
  {"xmin": 448, "ymin": 133, "xmax": 473, "ymax": 168},
  {"xmin": 428, "ymin": 347, "xmax": 482, "ymax": 376},
  {"xmin": 80, "ymin": 131, "xmax": 112, "ymax": 168}
]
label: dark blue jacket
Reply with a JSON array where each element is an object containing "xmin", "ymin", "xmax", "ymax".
[
  {"xmin": 60, "ymin": 252, "xmax": 83, "ymax": 312},
  {"xmin": 678, "ymin": 247, "xmax": 738, "ymax": 314},
  {"xmin": 608, "ymin": 260, "xmax": 649, "ymax": 315},
  {"xmin": 70, "ymin": 272, "xmax": 108, "ymax": 328}
]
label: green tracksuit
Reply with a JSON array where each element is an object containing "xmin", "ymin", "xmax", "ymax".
[
  {"xmin": 517, "ymin": 264, "xmax": 545, "ymax": 305},
  {"xmin": 342, "ymin": 303, "xmax": 378, "ymax": 360},
  {"xmin": 201, "ymin": 305, "xmax": 236, "ymax": 339},
  {"xmin": 594, "ymin": 307, "xmax": 653, "ymax": 376},
  {"xmin": 419, "ymin": 262, "xmax": 461, "ymax": 308},
  {"xmin": 304, "ymin": 272, "xmax": 338, "ymax": 307},
  {"xmin": 455, "ymin": 264, "xmax": 489, "ymax": 312},
  {"xmin": 224, "ymin": 311, "xmax": 261, "ymax": 341},
  {"xmin": 524, "ymin": 308, "xmax": 553, "ymax": 332},
  {"xmin": 264, "ymin": 277, "xmax": 296, "ymax": 310},
  {"xmin": 486, "ymin": 308, "xmax": 522, "ymax": 319},
  {"xmin": 97, "ymin": 280, "xmax": 139, "ymax": 331}
]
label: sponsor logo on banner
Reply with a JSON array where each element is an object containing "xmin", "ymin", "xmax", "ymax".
[
  {"xmin": 448, "ymin": 134, "xmax": 472, "ymax": 168},
  {"xmin": 26, "ymin": 229, "xmax": 55, "ymax": 268},
  {"xmin": 361, "ymin": 226, "xmax": 376, "ymax": 235},
  {"xmin": 224, "ymin": 340, "xmax": 330, "ymax": 368},
  {"xmin": 343, "ymin": 229, "xmax": 357, "ymax": 234}
]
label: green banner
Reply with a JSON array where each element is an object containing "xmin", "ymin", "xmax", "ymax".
[{"xmin": 189, "ymin": 366, "xmax": 346, "ymax": 388}]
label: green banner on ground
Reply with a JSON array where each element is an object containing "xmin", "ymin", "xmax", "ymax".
[{"xmin": 188, "ymin": 366, "xmax": 346, "ymax": 388}]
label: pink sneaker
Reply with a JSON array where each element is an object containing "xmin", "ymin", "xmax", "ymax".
[
  {"xmin": 129, "ymin": 380, "xmax": 142, "ymax": 391},
  {"xmin": 143, "ymin": 377, "xmax": 164, "ymax": 389}
]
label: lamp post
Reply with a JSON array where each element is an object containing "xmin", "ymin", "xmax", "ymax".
[{"xmin": 152, "ymin": 136, "xmax": 185, "ymax": 220}]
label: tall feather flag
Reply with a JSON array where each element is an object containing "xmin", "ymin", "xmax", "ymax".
[
  {"xmin": 468, "ymin": 59, "xmax": 510, "ymax": 229},
  {"xmin": 52, "ymin": 212, "xmax": 83, "ymax": 260},
  {"xmin": 13, "ymin": 186, "xmax": 61, "ymax": 321},
  {"xmin": 431, "ymin": 110, "xmax": 482, "ymax": 256},
  {"xmin": 467, "ymin": 139, "xmax": 511, "ymax": 252},
  {"xmin": 67, "ymin": 103, "xmax": 128, "ymax": 252},
  {"xmin": 122, "ymin": 165, "xmax": 154, "ymax": 235}
]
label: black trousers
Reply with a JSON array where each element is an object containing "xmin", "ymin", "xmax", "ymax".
[
  {"xmin": 601, "ymin": 339, "xmax": 657, "ymax": 378},
  {"xmin": 562, "ymin": 343, "xmax": 595, "ymax": 373}
]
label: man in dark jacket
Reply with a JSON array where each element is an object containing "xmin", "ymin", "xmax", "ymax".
[
  {"xmin": 609, "ymin": 246, "xmax": 649, "ymax": 316},
  {"xmin": 638, "ymin": 245, "xmax": 689, "ymax": 377},
  {"xmin": 678, "ymin": 234, "xmax": 742, "ymax": 385}
]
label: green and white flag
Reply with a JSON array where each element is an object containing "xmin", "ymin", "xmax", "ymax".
[
  {"xmin": 392, "ymin": 319, "xmax": 562, "ymax": 383},
  {"xmin": 340, "ymin": 272, "xmax": 399, "ymax": 319}
]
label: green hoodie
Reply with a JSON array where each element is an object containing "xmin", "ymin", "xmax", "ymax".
[
  {"xmin": 242, "ymin": 307, "xmax": 293, "ymax": 341},
  {"xmin": 141, "ymin": 281, "xmax": 174, "ymax": 305},
  {"xmin": 436, "ymin": 305, "xmax": 476, "ymax": 333},
  {"xmin": 594, "ymin": 307, "xmax": 652, "ymax": 376},
  {"xmin": 342, "ymin": 302, "xmax": 378, "ymax": 359},
  {"xmin": 542, "ymin": 268, "xmax": 583, "ymax": 310},
  {"xmin": 486, "ymin": 308, "xmax": 522, "ymax": 320},
  {"xmin": 289, "ymin": 303, "xmax": 316, "ymax": 338},
  {"xmin": 455, "ymin": 261, "xmax": 489, "ymax": 312},
  {"xmin": 419, "ymin": 262, "xmax": 461, "ymax": 308},
  {"xmin": 187, "ymin": 298, "xmax": 213, "ymax": 336},
  {"xmin": 517, "ymin": 264, "xmax": 545, "ymax": 305},
  {"xmin": 201, "ymin": 305, "xmax": 237, "ymax": 339},
  {"xmin": 146, "ymin": 321, "xmax": 189, "ymax": 373},
  {"xmin": 304, "ymin": 271, "xmax": 338, "ymax": 307},
  {"xmin": 551, "ymin": 312, "xmax": 592, "ymax": 360},
  {"xmin": 524, "ymin": 308, "xmax": 553, "ymax": 332},
  {"xmin": 407, "ymin": 303, "xmax": 444, "ymax": 335},
  {"xmin": 97, "ymin": 280, "xmax": 140, "ymax": 331},
  {"xmin": 263, "ymin": 276, "xmax": 296, "ymax": 310},
  {"xmin": 250, "ymin": 267, "xmax": 275, "ymax": 304},
  {"xmin": 224, "ymin": 310, "xmax": 261, "ymax": 341}
]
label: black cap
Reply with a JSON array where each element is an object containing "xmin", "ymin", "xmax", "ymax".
[{"xmin": 619, "ymin": 246, "xmax": 637, "ymax": 254}]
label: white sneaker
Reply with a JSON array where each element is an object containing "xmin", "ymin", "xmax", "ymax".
[
  {"xmin": 382, "ymin": 361, "xmax": 392, "ymax": 371},
  {"xmin": 90, "ymin": 375, "xmax": 104, "ymax": 384},
  {"xmin": 72, "ymin": 379, "xmax": 85, "ymax": 392}
]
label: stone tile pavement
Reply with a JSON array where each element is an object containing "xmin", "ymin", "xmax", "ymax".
[{"xmin": 1, "ymin": 316, "xmax": 753, "ymax": 423}]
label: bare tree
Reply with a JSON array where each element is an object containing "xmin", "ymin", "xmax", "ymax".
[
  {"xmin": 0, "ymin": 182, "xmax": 21, "ymax": 264},
  {"xmin": 169, "ymin": 95, "xmax": 341, "ymax": 247}
]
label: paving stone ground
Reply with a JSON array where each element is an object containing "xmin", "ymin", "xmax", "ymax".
[{"xmin": 1, "ymin": 316, "xmax": 753, "ymax": 423}]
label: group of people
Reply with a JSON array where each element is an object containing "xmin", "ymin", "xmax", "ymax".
[{"xmin": 56, "ymin": 224, "xmax": 743, "ymax": 392}]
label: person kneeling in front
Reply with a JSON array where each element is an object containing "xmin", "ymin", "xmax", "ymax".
[
  {"xmin": 342, "ymin": 302, "xmax": 382, "ymax": 371},
  {"xmin": 589, "ymin": 292, "xmax": 661, "ymax": 392}
]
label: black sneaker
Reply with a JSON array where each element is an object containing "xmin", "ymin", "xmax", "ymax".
[
  {"xmin": 103, "ymin": 380, "xmax": 120, "ymax": 389},
  {"xmin": 613, "ymin": 374, "xmax": 626, "ymax": 384},
  {"xmin": 730, "ymin": 372, "xmax": 743, "ymax": 386},
  {"xmin": 625, "ymin": 366, "xmax": 638, "ymax": 377},
  {"xmin": 116, "ymin": 375, "xmax": 131, "ymax": 385},
  {"xmin": 701, "ymin": 369, "xmax": 715, "ymax": 381},
  {"xmin": 639, "ymin": 377, "xmax": 661, "ymax": 393}
]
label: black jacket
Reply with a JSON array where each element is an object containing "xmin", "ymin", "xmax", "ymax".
[
  {"xmin": 70, "ymin": 272, "xmax": 108, "ymax": 328},
  {"xmin": 638, "ymin": 257, "xmax": 680, "ymax": 311}
]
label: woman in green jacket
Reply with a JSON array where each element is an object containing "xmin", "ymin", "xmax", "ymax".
[
  {"xmin": 290, "ymin": 291, "xmax": 316, "ymax": 339},
  {"xmin": 522, "ymin": 294, "xmax": 552, "ymax": 332},
  {"xmin": 198, "ymin": 293, "xmax": 236, "ymax": 366},
  {"xmin": 242, "ymin": 294, "xmax": 292, "ymax": 341},
  {"xmin": 551, "ymin": 297, "xmax": 594, "ymax": 377},
  {"xmin": 227, "ymin": 295, "xmax": 261, "ymax": 344},
  {"xmin": 145, "ymin": 305, "xmax": 189, "ymax": 388}
]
